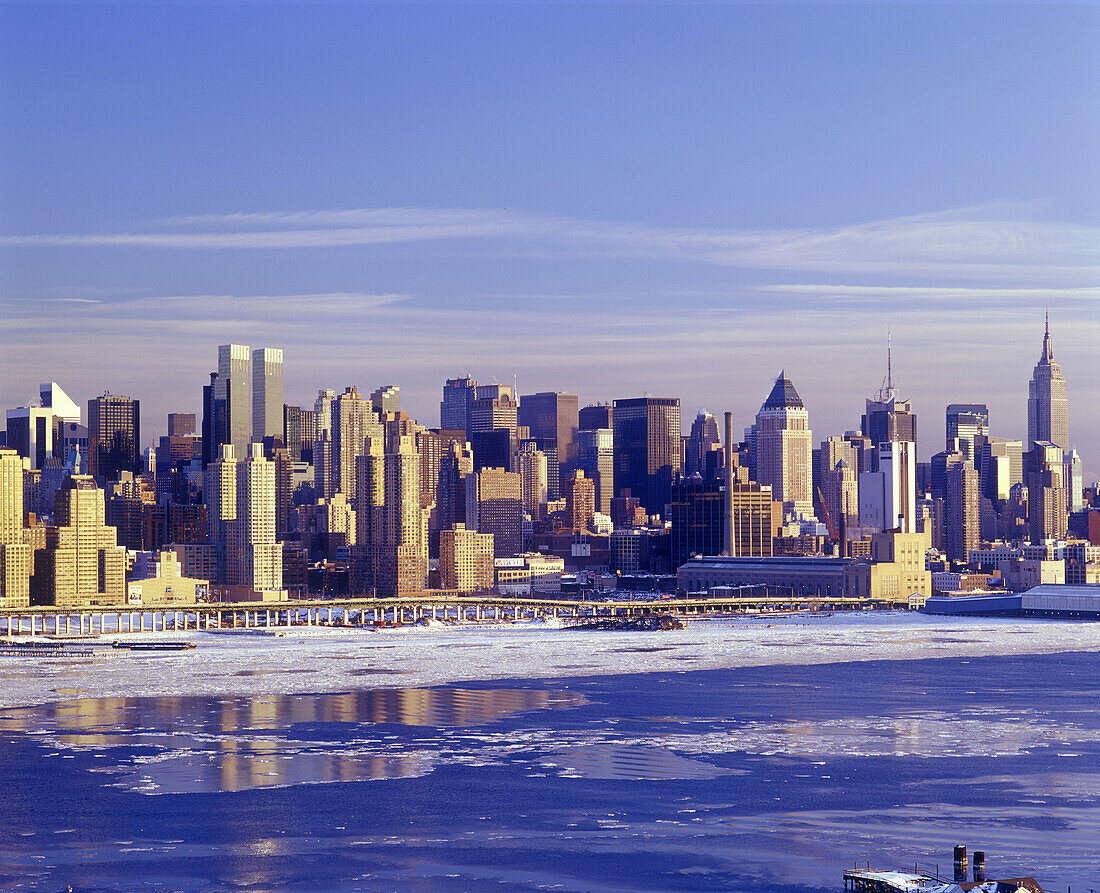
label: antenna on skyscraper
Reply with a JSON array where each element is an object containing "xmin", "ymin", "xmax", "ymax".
[
  {"xmin": 887, "ymin": 329, "xmax": 893, "ymax": 391},
  {"xmin": 874, "ymin": 329, "xmax": 899, "ymax": 404}
]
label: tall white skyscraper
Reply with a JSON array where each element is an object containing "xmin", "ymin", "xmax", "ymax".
[
  {"xmin": 859, "ymin": 440, "xmax": 917, "ymax": 533},
  {"xmin": 754, "ymin": 372, "xmax": 813, "ymax": 515},
  {"xmin": 252, "ymin": 347, "xmax": 284, "ymax": 442}
]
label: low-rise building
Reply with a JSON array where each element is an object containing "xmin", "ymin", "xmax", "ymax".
[
  {"xmin": 126, "ymin": 550, "xmax": 209, "ymax": 606},
  {"xmin": 494, "ymin": 553, "xmax": 565, "ymax": 596}
]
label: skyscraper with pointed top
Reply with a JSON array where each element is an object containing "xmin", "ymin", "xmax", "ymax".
[
  {"xmin": 754, "ymin": 372, "xmax": 813, "ymax": 515},
  {"xmin": 1027, "ymin": 313, "xmax": 1069, "ymax": 453}
]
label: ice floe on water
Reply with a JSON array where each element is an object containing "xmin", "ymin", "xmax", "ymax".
[{"xmin": 0, "ymin": 610, "xmax": 1096, "ymax": 708}]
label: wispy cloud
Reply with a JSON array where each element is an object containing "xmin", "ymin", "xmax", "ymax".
[{"xmin": 4, "ymin": 205, "xmax": 1098, "ymax": 280}]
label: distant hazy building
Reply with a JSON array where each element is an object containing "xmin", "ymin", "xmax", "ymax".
[
  {"xmin": 945, "ymin": 403, "xmax": 988, "ymax": 463},
  {"xmin": 313, "ymin": 388, "xmax": 336, "ymax": 441},
  {"xmin": 168, "ymin": 413, "xmax": 196, "ymax": 437},
  {"xmin": 371, "ymin": 385, "xmax": 400, "ymax": 416},
  {"xmin": 31, "ymin": 475, "xmax": 127, "ymax": 607},
  {"xmin": 754, "ymin": 373, "xmax": 812, "ymax": 515},
  {"xmin": 685, "ymin": 411, "xmax": 722, "ymax": 480},
  {"xmin": 440, "ymin": 523, "xmax": 494, "ymax": 592},
  {"xmin": 251, "ymin": 347, "xmax": 284, "ymax": 442},
  {"xmin": 0, "ymin": 448, "xmax": 32, "ymax": 608},
  {"xmin": 980, "ymin": 436, "xmax": 1023, "ymax": 505},
  {"xmin": 438, "ymin": 439, "xmax": 474, "ymax": 541},
  {"xmin": 613, "ymin": 396, "xmax": 682, "ymax": 518},
  {"xmin": 215, "ymin": 344, "xmax": 252, "ymax": 457},
  {"xmin": 39, "ymin": 382, "xmax": 82, "ymax": 425},
  {"xmin": 4, "ymin": 406, "xmax": 55, "ymax": 471},
  {"xmin": 87, "ymin": 394, "xmax": 140, "ymax": 485},
  {"xmin": 1028, "ymin": 315, "xmax": 1069, "ymax": 453}
]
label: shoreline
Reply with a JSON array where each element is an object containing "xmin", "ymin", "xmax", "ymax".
[{"xmin": 1, "ymin": 610, "xmax": 1098, "ymax": 710}]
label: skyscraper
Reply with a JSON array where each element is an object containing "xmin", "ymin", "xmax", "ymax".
[
  {"xmin": 216, "ymin": 344, "xmax": 251, "ymax": 457},
  {"xmin": 440, "ymin": 377, "xmax": 477, "ymax": 432},
  {"xmin": 371, "ymin": 385, "xmax": 400, "ymax": 416},
  {"xmin": 754, "ymin": 373, "xmax": 812, "ymax": 515},
  {"xmin": 314, "ymin": 388, "xmax": 336, "ymax": 441},
  {"xmin": 944, "ymin": 460, "xmax": 979, "ymax": 563},
  {"xmin": 0, "ymin": 448, "xmax": 32, "ymax": 609},
  {"xmin": 859, "ymin": 440, "xmax": 917, "ymax": 533},
  {"xmin": 514, "ymin": 444, "xmax": 548, "ymax": 519},
  {"xmin": 354, "ymin": 433, "xmax": 427, "ymax": 597},
  {"xmin": 440, "ymin": 523, "xmax": 494, "ymax": 592},
  {"xmin": 565, "ymin": 470, "xmax": 596, "ymax": 532},
  {"xmin": 332, "ymin": 386, "xmax": 380, "ymax": 500},
  {"xmin": 685, "ymin": 411, "xmax": 722, "ymax": 480},
  {"xmin": 465, "ymin": 467, "xmax": 522, "ymax": 558},
  {"xmin": 612, "ymin": 396, "xmax": 682, "ymax": 518},
  {"xmin": 861, "ymin": 339, "xmax": 916, "ymax": 447},
  {"xmin": 204, "ymin": 443, "xmax": 283, "ymax": 597},
  {"xmin": 671, "ymin": 476, "xmax": 724, "ymax": 566},
  {"xmin": 518, "ymin": 391, "xmax": 579, "ymax": 493},
  {"xmin": 1027, "ymin": 441, "xmax": 1067, "ymax": 543},
  {"xmin": 470, "ymin": 384, "xmax": 518, "ymax": 436},
  {"xmin": 576, "ymin": 427, "xmax": 614, "ymax": 515},
  {"xmin": 87, "ymin": 394, "xmax": 140, "ymax": 484},
  {"xmin": 1027, "ymin": 314, "xmax": 1069, "ymax": 453},
  {"xmin": 32, "ymin": 475, "xmax": 127, "ymax": 607},
  {"xmin": 579, "ymin": 403, "xmax": 612, "ymax": 432},
  {"xmin": 945, "ymin": 404, "xmax": 988, "ymax": 462},
  {"xmin": 251, "ymin": 347, "xmax": 284, "ymax": 441}
]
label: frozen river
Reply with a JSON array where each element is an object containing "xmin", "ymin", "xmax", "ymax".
[{"xmin": 0, "ymin": 612, "xmax": 1097, "ymax": 891}]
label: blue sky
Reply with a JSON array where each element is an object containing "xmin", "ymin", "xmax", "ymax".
[{"xmin": 2, "ymin": 2, "xmax": 1098, "ymax": 471}]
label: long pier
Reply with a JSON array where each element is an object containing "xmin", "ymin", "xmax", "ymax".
[{"xmin": 0, "ymin": 591, "xmax": 902, "ymax": 638}]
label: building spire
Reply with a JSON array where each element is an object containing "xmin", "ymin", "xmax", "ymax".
[
  {"xmin": 887, "ymin": 329, "xmax": 893, "ymax": 391},
  {"xmin": 1042, "ymin": 311, "xmax": 1053, "ymax": 363},
  {"xmin": 875, "ymin": 330, "xmax": 898, "ymax": 403}
]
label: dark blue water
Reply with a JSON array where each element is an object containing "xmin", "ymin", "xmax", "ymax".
[{"xmin": 1, "ymin": 652, "xmax": 1098, "ymax": 892}]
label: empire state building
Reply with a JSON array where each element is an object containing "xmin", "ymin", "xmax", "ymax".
[{"xmin": 1027, "ymin": 314, "xmax": 1069, "ymax": 452}]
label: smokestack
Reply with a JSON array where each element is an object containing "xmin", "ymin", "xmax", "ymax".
[{"xmin": 724, "ymin": 412, "xmax": 735, "ymax": 557}]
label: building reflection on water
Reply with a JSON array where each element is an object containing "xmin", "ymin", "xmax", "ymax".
[{"xmin": 0, "ymin": 686, "xmax": 588, "ymax": 793}]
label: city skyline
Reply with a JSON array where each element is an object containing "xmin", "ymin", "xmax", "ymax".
[
  {"xmin": 2, "ymin": 3, "xmax": 1097, "ymax": 469},
  {"xmin": 0, "ymin": 321, "xmax": 1090, "ymax": 478}
]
